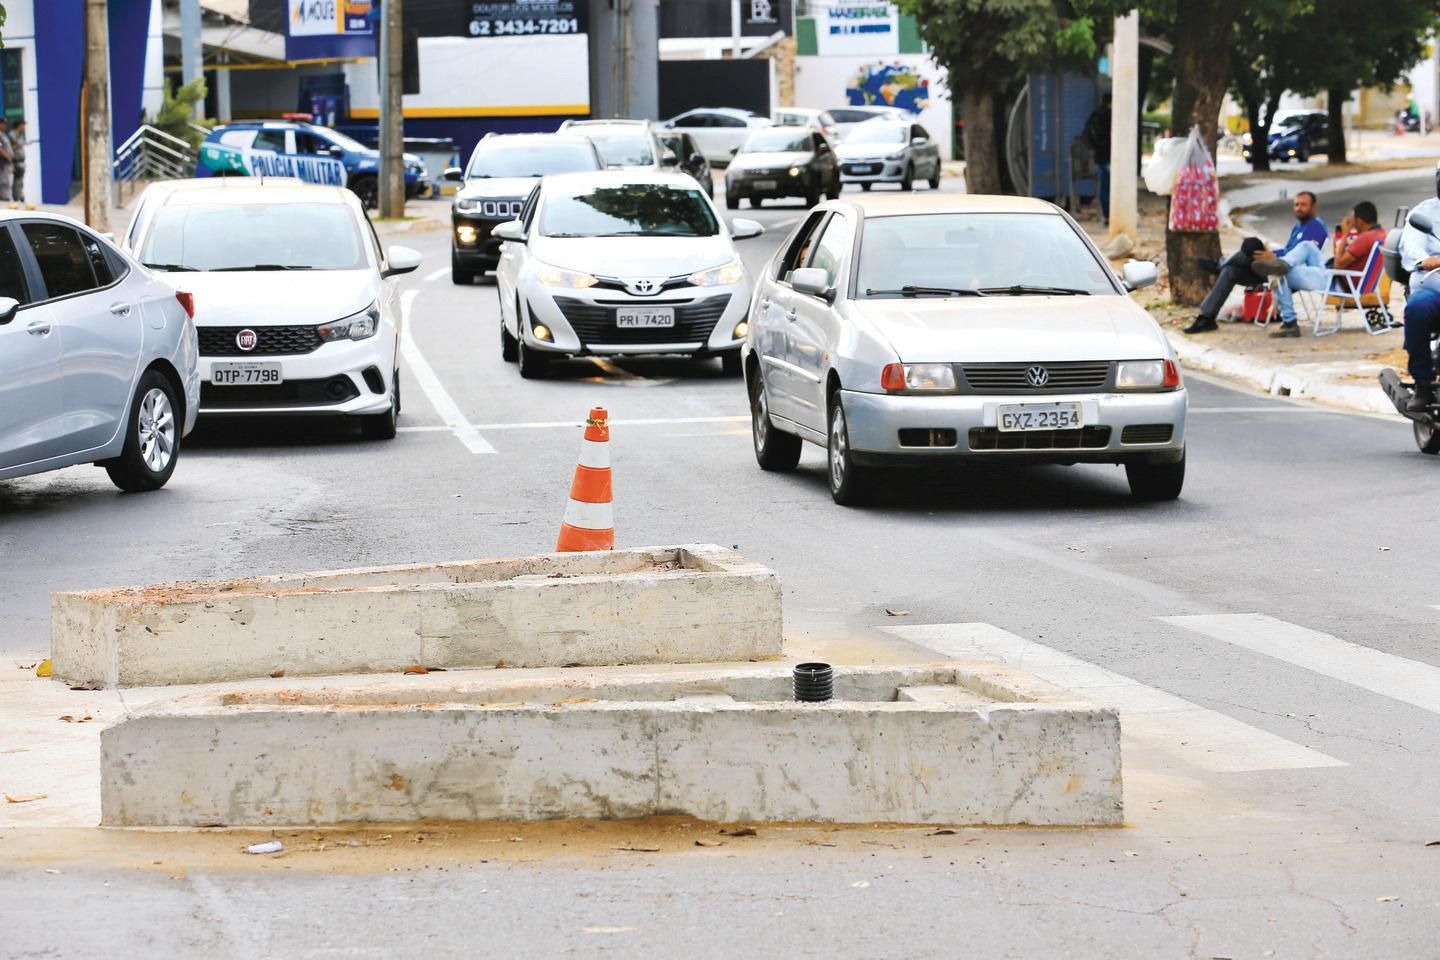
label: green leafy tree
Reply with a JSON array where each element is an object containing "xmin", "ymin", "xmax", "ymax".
[
  {"xmin": 896, "ymin": 0, "xmax": 1099, "ymax": 194},
  {"xmin": 149, "ymin": 77, "xmax": 210, "ymax": 148},
  {"xmin": 0, "ymin": 3, "xmax": 7, "ymax": 47}
]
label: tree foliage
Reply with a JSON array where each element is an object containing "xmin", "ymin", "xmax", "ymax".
[{"xmin": 149, "ymin": 77, "xmax": 211, "ymax": 148}]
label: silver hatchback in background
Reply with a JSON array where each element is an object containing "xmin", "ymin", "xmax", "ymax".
[
  {"xmin": 0, "ymin": 211, "xmax": 200, "ymax": 492},
  {"xmin": 836, "ymin": 119, "xmax": 942, "ymax": 191}
]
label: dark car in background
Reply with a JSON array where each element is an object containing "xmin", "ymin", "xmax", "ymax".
[
  {"xmin": 1244, "ymin": 110, "xmax": 1330, "ymax": 164},
  {"xmin": 445, "ymin": 133, "xmax": 602, "ymax": 284},
  {"xmin": 724, "ymin": 126, "xmax": 841, "ymax": 209},
  {"xmin": 659, "ymin": 131, "xmax": 714, "ymax": 199}
]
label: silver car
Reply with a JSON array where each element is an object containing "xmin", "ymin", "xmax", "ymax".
[
  {"xmin": 742, "ymin": 194, "xmax": 1184, "ymax": 505},
  {"xmin": 0, "ymin": 210, "xmax": 200, "ymax": 491},
  {"xmin": 836, "ymin": 120, "xmax": 942, "ymax": 191}
]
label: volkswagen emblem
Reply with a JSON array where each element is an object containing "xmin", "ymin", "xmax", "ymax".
[
  {"xmin": 1025, "ymin": 365, "xmax": 1050, "ymax": 387},
  {"xmin": 236, "ymin": 328, "xmax": 258, "ymax": 352}
]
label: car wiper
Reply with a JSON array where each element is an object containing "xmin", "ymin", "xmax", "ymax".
[
  {"xmin": 976, "ymin": 284, "xmax": 1090, "ymax": 296},
  {"xmin": 143, "ymin": 262, "xmax": 198, "ymax": 272},
  {"xmin": 210, "ymin": 264, "xmax": 315, "ymax": 271},
  {"xmin": 866, "ymin": 285, "xmax": 987, "ymax": 297}
]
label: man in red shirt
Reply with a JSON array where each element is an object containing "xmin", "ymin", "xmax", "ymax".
[{"xmin": 1255, "ymin": 200, "xmax": 1385, "ymax": 336}]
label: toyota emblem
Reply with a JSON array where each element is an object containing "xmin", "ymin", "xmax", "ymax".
[
  {"xmin": 1025, "ymin": 365, "xmax": 1050, "ymax": 387},
  {"xmin": 236, "ymin": 328, "xmax": 258, "ymax": 352},
  {"xmin": 633, "ymin": 279, "xmax": 655, "ymax": 294}
]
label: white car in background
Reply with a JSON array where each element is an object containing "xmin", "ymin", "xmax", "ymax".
[
  {"xmin": 660, "ymin": 108, "xmax": 772, "ymax": 165},
  {"xmin": 0, "ymin": 210, "xmax": 199, "ymax": 492},
  {"xmin": 836, "ymin": 119, "xmax": 942, "ymax": 191},
  {"xmin": 127, "ymin": 179, "xmax": 421, "ymax": 439},
  {"xmin": 773, "ymin": 107, "xmax": 840, "ymax": 140},
  {"xmin": 493, "ymin": 170, "xmax": 763, "ymax": 378},
  {"xmin": 743, "ymin": 194, "xmax": 1184, "ymax": 505},
  {"xmin": 826, "ymin": 105, "xmax": 911, "ymax": 141}
]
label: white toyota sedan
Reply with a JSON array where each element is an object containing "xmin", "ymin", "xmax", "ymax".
[
  {"xmin": 493, "ymin": 170, "xmax": 763, "ymax": 378},
  {"xmin": 743, "ymin": 194, "xmax": 1186, "ymax": 505},
  {"xmin": 127, "ymin": 179, "xmax": 421, "ymax": 439}
]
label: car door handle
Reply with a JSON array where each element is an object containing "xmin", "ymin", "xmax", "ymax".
[
  {"xmin": 784, "ymin": 309, "xmax": 798, "ymax": 322},
  {"xmin": 109, "ymin": 301, "xmax": 132, "ymax": 317},
  {"xmin": 26, "ymin": 319, "xmax": 51, "ymax": 336},
  {"xmin": 759, "ymin": 297, "xmax": 771, "ymax": 309}
]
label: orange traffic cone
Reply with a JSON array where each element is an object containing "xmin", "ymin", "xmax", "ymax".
[{"xmin": 557, "ymin": 407, "xmax": 614, "ymax": 552}]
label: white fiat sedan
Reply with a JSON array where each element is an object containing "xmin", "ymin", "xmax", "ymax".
[
  {"xmin": 494, "ymin": 170, "xmax": 763, "ymax": 378},
  {"xmin": 743, "ymin": 195, "xmax": 1185, "ymax": 505},
  {"xmin": 127, "ymin": 179, "xmax": 421, "ymax": 439}
]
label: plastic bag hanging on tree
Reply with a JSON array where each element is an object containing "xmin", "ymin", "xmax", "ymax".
[{"xmin": 1167, "ymin": 128, "xmax": 1219, "ymax": 233}]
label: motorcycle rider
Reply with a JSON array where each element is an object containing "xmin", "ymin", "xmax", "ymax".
[{"xmin": 1399, "ymin": 162, "xmax": 1440, "ymax": 411}]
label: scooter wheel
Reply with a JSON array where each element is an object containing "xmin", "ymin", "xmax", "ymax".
[{"xmin": 1415, "ymin": 419, "xmax": 1440, "ymax": 455}]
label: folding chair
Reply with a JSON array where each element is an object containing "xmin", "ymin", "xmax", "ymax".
[{"xmin": 1313, "ymin": 242, "xmax": 1394, "ymax": 337}]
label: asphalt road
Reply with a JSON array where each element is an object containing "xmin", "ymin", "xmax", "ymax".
[
  {"xmin": 5, "ymin": 184, "xmax": 1440, "ymax": 957},
  {"xmin": 1241, "ymin": 168, "xmax": 1431, "ymax": 242}
]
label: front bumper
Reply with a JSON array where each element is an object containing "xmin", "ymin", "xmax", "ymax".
[
  {"xmin": 197, "ymin": 335, "xmax": 397, "ymax": 416},
  {"xmin": 727, "ymin": 171, "xmax": 813, "ymax": 200},
  {"xmin": 839, "ymin": 159, "xmax": 906, "ymax": 184},
  {"xmin": 839, "ymin": 388, "xmax": 1187, "ymax": 465},
  {"xmin": 523, "ymin": 279, "xmax": 752, "ymax": 358},
  {"xmin": 451, "ymin": 214, "xmax": 509, "ymax": 269}
]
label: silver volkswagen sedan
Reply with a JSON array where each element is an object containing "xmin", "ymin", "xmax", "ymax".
[
  {"xmin": 0, "ymin": 210, "xmax": 199, "ymax": 492},
  {"xmin": 742, "ymin": 194, "xmax": 1186, "ymax": 505}
]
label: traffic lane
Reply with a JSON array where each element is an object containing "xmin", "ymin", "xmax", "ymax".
[{"xmin": 1240, "ymin": 170, "xmax": 1429, "ymax": 243}]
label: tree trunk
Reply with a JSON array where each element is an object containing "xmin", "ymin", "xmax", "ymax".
[
  {"xmin": 1244, "ymin": 97, "xmax": 1269, "ymax": 172},
  {"xmin": 1327, "ymin": 87, "xmax": 1348, "ymax": 164},
  {"xmin": 959, "ymin": 89, "xmax": 1001, "ymax": 195},
  {"xmin": 1166, "ymin": 0, "xmax": 1240, "ymax": 306}
]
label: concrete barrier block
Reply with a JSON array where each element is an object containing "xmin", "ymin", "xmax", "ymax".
[{"xmin": 53, "ymin": 544, "xmax": 782, "ymax": 687}]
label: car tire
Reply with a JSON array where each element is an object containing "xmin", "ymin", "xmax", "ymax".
[
  {"xmin": 351, "ymin": 175, "xmax": 379, "ymax": 210},
  {"xmin": 860, "ymin": 182, "xmax": 872, "ymax": 192},
  {"xmin": 1125, "ymin": 451, "xmax": 1185, "ymax": 501},
  {"xmin": 1414, "ymin": 420, "xmax": 1440, "ymax": 455},
  {"xmin": 451, "ymin": 252, "xmax": 475, "ymax": 285},
  {"xmin": 721, "ymin": 352, "xmax": 742, "ymax": 377},
  {"xmin": 928, "ymin": 164, "xmax": 940, "ymax": 189},
  {"xmin": 827, "ymin": 392, "xmax": 872, "ymax": 506},
  {"xmin": 750, "ymin": 368, "xmax": 801, "ymax": 472},
  {"xmin": 805, "ymin": 185, "xmax": 820, "ymax": 208},
  {"xmin": 501, "ymin": 307, "xmax": 519, "ymax": 362},
  {"xmin": 360, "ymin": 370, "xmax": 399, "ymax": 441},
  {"xmin": 104, "ymin": 369, "xmax": 181, "ymax": 493},
  {"xmin": 518, "ymin": 337, "xmax": 551, "ymax": 379},
  {"xmin": 726, "ymin": 192, "xmax": 739, "ymax": 210},
  {"xmin": 828, "ymin": 180, "xmax": 841, "ymax": 199},
  {"xmin": 901, "ymin": 163, "xmax": 915, "ymax": 191},
  {"xmin": 749, "ymin": 197, "xmax": 763, "ymax": 208}
]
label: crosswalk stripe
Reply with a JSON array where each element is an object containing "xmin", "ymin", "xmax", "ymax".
[
  {"xmin": 885, "ymin": 622, "xmax": 1345, "ymax": 774},
  {"xmin": 1160, "ymin": 613, "xmax": 1440, "ymax": 717}
]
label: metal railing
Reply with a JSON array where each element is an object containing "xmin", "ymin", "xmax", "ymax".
[{"xmin": 112, "ymin": 125, "xmax": 198, "ymax": 203}]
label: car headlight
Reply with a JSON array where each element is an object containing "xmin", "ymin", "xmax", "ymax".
[
  {"xmin": 1116, "ymin": 359, "xmax": 1181, "ymax": 390},
  {"xmin": 788, "ymin": 166, "xmax": 802, "ymax": 177},
  {"xmin": 317, "ymin": 302, "xmax": 380, "ymax": 342},
  {"xmin": 885, "ymin": 151, "xmax": 907, "ymax": 161},
  {"xmin": 533, "ymin": 260, "xmax": 598, "ymax": 289},
  {"xmin": 688, "ymin": 259, "xmax": 745, "ymax": 287},
  {"xmin": 880, "ymin": 362, "xmax": 956, "ymax": 392}
]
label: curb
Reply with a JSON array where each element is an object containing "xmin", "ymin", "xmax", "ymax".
[{"xmin": 1164, "ymin": 328, "xmax": 1400, "ymax": 416}]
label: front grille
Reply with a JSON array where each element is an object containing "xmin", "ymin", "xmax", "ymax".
[
  {"xmin": 199, "ymin": 325, "xmax": 322, "ymax": 357},
  {"xmin": 1121, "ymin": 424, "xmax": 1174, "ymax": 444},
  {"xmin": 968, "ymin": 426, "xmax": 1112, "ymax": 451},
  {"xmin": 552, "ymin": 295, "xmax": 730, "ymax": 346},
  {"xmin": 961, "ymin": 361, "xmax": 1111, "ymax": 393},
  {"xmin": 201, "ymin": 377, "xmax": 359, "ymax": 409}
]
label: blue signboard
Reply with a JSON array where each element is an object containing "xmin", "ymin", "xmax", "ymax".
[{"xmin": 1027, "ymin": 72, "xmax": 1096, "ymax": 202}]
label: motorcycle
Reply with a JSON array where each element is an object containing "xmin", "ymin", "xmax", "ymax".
[{"xmin": 1377, "ymin": 210, "xmax": 1440, "ymax": 454}]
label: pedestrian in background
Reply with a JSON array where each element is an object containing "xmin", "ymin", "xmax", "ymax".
[
  {"xmin": 1083, "ymin": 94, "xmax": 1112, "ymax": 223},
  {"xmin": 12, "ymin": 119, "xmax": 27, "ymax": 204},
  {"xmin": 0, "ymin": 119, "xmax": 15, "ymax": 203}
]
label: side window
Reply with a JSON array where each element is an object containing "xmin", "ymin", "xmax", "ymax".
[
  {"xmin": 814, "ymin": 134, "xmax": 830, "ymax": 153},
  {"xmin": 252, "ymin": 129, "xmax": 287, "ymax": 153},
  {"xmin": 714, "ymin": 115, "xmax": 746, "ymax": 129},
  {"xmin": 0, "ymin": 226, "xmax": 31, "ymax": 304},
  {"xmin": 218, "ymin": 129, "xmax": 254, "ymax": 148},
  {"xmin": 683, "ymin": 134, "xmax": 701, "ymax": 157},
  {"xmin": 808, "ymin": 214, "xmax": 854, "ymax": 288},
  {"xmin": 673, "ymin": 113, "xmax": 707, "ymax": 128},
  {"xmin": 776, "ymin": 212, "xmax": 828, "ymax": 282},
  {"xmin": 22, "ymin": 222, "xmax": 99, "ymax": 300},
  {"xmin": 79, "ymin": 231, "xmax": 116, "ymax": 286},
  {"xmin": 295, "ymin": 132, "xmax": 331, "ymax": 156}
]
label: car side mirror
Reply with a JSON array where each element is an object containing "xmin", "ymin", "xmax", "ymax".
[
  {"xmin": 791, "ymin": 266, "xmax": 832, "ymax": 300},
  {"xmin": 1408, "ymin": 211, "xmax": 1436, "ymax": 236},
  {"xmin": 443, "ymin": 167, "xmax": 465, "ymax": 183},
  {"xmin": 384, "ymin": 245, "xmax": 423, "ymax": 278},
  {"xmin": 0, "ymin": 297, "xmax": 18, "ymax": 325},
  {"xmin": 493, "ymin": 219, "xmax": 526, "ymax": 243},
  {"xmin": 729, "ymin": 146, "xmax": 740, "ymax": 157},
  {"xmin": 730, "ymin": 217, "xmax": 764, "ymax": 240},
  {"xmin": 1121, "ymin": 259, "xmax": 1158, "ymax": 292},
  {"xmin": 661, "ymin": 148, "xmax": 679, "ymax": 166},
  {"xmin": 688, "ymin": 152, "xmax": 705, "ymax": 167},
  {"xmin": 911, "ymin": 136, "xmax": 929, "ymax": 146}
]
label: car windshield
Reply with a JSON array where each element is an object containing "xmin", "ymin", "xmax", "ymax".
[
  {"xmin": 139, "ymin": 202, "xmax": 367, "ymax": 271},
  {"xmin": 829, "ymin": 109, "xmax": 884, "ymax": 124},
  {"xmin": 583, "ymin": 132, "xmax": 654, "ymax": 167},
  {"xmin": 844, "ymin": 123, "xmax": 907, "ymax": 145},
  {"xmin": 468, "ymin": 141, "xmax": 598, "ymax": 178},
  {"xmin": 743, "ymin": 130, "xmax": 813, "ymax": 153},
  {"xmin": 540, "ymin": 183, "xmax": 718, "ymax": 238},
  {"xmin": 856, "ymin": 213, "xmax": 1117, "ymax": 298}
]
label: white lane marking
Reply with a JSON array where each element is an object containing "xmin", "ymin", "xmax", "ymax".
[
  {"xmin": 397, "ymin": 425, "xmax": 452, "ymax": 433},
  {"xmin": 1161, "ymin": 613, "xmax": 1440, "ymax": 718},
  {"xmin": 470, "ymin": 415, "xmax": 748, "ymax": 431},
  {"xmin": 770, "ymin": 217, "xmax": 800, "ymax": 230},
  {"xmin": 399, "ymin": 289, "xmax": 497, "ymax": 454},
  {"xmin": 886, "ymin": 622, "xmax": 1345, "ymax": 773},
  {"xmin": 422, "ymin": 267, "xmax": 449, "ymax": 283}
]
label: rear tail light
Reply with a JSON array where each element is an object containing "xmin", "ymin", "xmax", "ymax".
[
  {"xmin": 1163, "ymin": 359, "xmax": 1181, "ymax": 388},
  {"xmin": 175, "ymin": 291, "xmax": 195, "ymax": 318},
  {"xmin": 880, "ymin": 362, "xmax": 907, "ymax": 392}
]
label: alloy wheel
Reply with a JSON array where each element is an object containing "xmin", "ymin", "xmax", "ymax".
[
  {"xmin": 829, "ymin": 404, "xmax": 848, "ymax": 491},
  {"xmin": 137, "ymin": 387, "xmax": 175, "ymax": 474}
]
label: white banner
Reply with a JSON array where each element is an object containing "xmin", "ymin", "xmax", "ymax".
[{"xmin": 814, "ymin": 3, "xmax": 899, "ymax": 56}]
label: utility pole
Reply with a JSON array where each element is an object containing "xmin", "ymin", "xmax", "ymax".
[
  {"xmin": 84, "ymin": 0, "xmax": 113, "ymax": 232},
  {"xmin": 179, "ymin": 0, "xmax": 202, "ymax": 119},
  {"xmin": 1108, "ymin": 10, "xmax": 1139, "ymax": 244},
  {"xmin": 379, "ymin": 0, "xmax": 405, "ymax": 219},
  {"xmin": 731, "ymin": 0, "xmax": 741, "ymax": 58}
]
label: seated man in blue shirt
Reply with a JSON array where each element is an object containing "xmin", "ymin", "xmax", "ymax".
[
  {"xmin": 1398, "ymin": 164, "xmax": 1440, "ymax": 410},
  {"xmin": 1184, "ymin": 190, "xmax": 1328, "ymax": 334}
]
